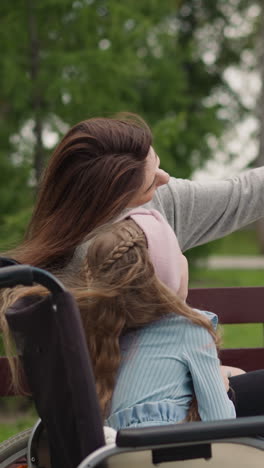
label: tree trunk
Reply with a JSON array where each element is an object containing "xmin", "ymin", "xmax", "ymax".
[
  {"xmin": 255, "ymin": 2, "xmax": 264, "ymax": 253},
  {"xmin": 27, "ymin": 0, "xmax": 45, "ymax": 185}
]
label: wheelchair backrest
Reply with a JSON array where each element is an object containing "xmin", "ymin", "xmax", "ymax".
[{"xmin": 3, "ymin": 265, "xmax": 105, "ymax": 468}]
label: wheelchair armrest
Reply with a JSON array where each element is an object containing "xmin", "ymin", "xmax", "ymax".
[{"xmin": 116, "ymin": 416, "xmax": 264, "ymax": 447}]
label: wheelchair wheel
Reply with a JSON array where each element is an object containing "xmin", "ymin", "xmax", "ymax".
[{"xmin": 0, "ymin": 427, "xmax": 32, "ymax": 468}]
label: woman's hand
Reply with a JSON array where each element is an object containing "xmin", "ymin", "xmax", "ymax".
[
  {"xmin": 221, "ymin": 367, "xmax": 230, "ymax": 391},
  {"xmin": 178, "ymin": 255, "xmax": 189, "ymax": 301},
  {"xmin": 220, "ymin": 365, "xmax": 246, "ymax": 391}
]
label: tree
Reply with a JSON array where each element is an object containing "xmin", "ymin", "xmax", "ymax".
[{"xmin": 0, "ymin": 0, "xmax": 260, "ymax": 250}]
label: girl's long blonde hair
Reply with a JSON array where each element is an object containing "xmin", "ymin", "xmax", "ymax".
[{"xmin": 0, "ymin": 219, "xmax": 219, "ymax": 421}]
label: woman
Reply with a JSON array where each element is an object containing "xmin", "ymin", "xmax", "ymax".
[
  {"xmin": 10, "ymin": 114, "xmax": 167, "ymax": 269},
  {"xmin": 4, "ymin": 112, "xmax": 264, "ymax": 268},
  {"xmin": 2, "ymin": 112, "xmax": 264, "ymax": 417}
]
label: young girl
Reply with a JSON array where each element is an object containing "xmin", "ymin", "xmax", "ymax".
[
  {"xmin": 82, "ymin": 217, "xmax": 235, "ymax": 429},
  {"xmin": 115, "ymin": 207, "xmax": 244, "ymax": 385}
]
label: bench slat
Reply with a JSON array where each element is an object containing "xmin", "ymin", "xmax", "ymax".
[
  {"xmin": 188, "ymin": 287, "xmax": 264, "ymax": 324},
  {"xmin": 188, "ymin": 287, "xmax": 264, "ymax": 372},
  {"xmin": 220, "ymin": 348, "xmax": 264, "ymax": 372}
]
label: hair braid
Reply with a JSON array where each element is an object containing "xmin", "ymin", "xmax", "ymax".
[{"xmin": 99, "ymin": 236, "xmax": 144, "ymax": 271}]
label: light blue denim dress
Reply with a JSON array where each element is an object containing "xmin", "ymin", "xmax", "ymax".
[{"xmin": 105, "ymin": 310, "xmax": 235, "ymax": 430}]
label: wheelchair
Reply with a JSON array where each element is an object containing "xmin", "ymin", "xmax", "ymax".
[{"xmin": 1, "ymin": 263, "xmax": 264, "ymax": 468}]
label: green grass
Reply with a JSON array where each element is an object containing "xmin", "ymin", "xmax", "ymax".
[
  {"xmin": 222, "ymin": 323, "xmax": 263, "ymax": 348},
  {"xmin": 206, "ymin": 228, "xmax": 260, "ymax": 256},
  {"xmin": 0, "ymin": 415, "xmax": 37, "ymax": 442},
  {"xmin": 190, "ymin": 268, "xmax": 264, "ymax": 288},
  {"xmin": 0, "ymin": 397, "xmax": 37, "ymax": 442}
]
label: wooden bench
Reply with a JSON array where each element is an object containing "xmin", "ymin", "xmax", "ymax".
[
  {"xmin": 0, "ymin": 286, "xmax": 264, "ymax": 396},
  {"xmin": 188, "ymin": 286, "xmax": 264, "ymax": 372}
]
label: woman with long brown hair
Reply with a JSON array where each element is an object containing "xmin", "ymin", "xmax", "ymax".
[
  {"xmin": 3, "ymin": 111, "xmax": 264, "ymax": 272},
  {"xmin": 8, "ymin": 113, "xmax": 168, "ymax": 269}
]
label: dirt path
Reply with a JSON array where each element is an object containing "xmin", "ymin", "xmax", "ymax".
[{"xmin": 199, "ymin": 255, "xmax": 264, "ymax": 269}]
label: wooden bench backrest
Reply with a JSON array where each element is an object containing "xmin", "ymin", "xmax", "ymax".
[{"xmin": 188, "ymin": 287, "xmax": 264, "ymax": 372}]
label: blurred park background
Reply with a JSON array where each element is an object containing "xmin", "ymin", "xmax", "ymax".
[{"xmin": 1, "ymin": 0, "xmax": 264, "ymax": 440}]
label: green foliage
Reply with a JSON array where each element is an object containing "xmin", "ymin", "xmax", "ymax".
[
  {"xmin": 189, "ymin": 226, "xmax": 264, "ymax": 282},
  {"xmin": 188, "ymin": 228, "xmax": 261, "ymax": 270},
  {"xmin": 0, "ymin": 0, "xmax": 259, "ymax": 250},
  {"xmin": 205, "ymin": 228, "xmax": 261, "ymax": 256},
  {"xmin": 0, "ymin": 150, "xmax": 33, "ymax": 251},
  {"xmin": 190, "ymin": 267, "xmax": 264, "ymax": 288},
  {"xmin": 0, "ymin": 395, "xmax": 37, "ymax": 443},
  {"xmin": 0, "ymin": 207, "xmax": 33, "ymax": 250}
]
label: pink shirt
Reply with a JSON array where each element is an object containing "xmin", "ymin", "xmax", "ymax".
[{"xmin": 119, "ymin": 208, "xmax": 188, "ymax": 301}]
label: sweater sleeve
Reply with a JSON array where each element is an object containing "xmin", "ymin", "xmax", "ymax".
[
  {"xmin": 182, "ymin": 324, "xmax": 236, "ymax": 421},
  {"xmin": 145, "ymin": 167, "xmax": 264, "ymax": 251}
]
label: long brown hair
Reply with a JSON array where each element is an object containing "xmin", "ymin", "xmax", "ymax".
[{"xmin": 5, "ymin": 114, "xmax": 152, "ymax": 269}]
